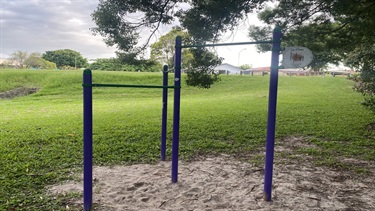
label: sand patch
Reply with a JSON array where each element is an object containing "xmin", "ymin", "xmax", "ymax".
[{"xmin": 49, "ymin": 154, "xmax": 375, "ymax": 210}]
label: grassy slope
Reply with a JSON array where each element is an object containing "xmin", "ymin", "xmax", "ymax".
[{"xmin": 0, "ymin": 69, "xmax": 373, "ymax": 210}]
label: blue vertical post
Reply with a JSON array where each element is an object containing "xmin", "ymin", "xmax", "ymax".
[
  {"xmin": 83, "ymin": 69, "xmax": 93, "ymax": 210},
  {"xmin": 172, "ymin": 36, "xmax": 182, "ymax": 183},
  {"xmin": 161, "ymin": 65, "xmax": 168, "ymax": 161},
  {"xmin": 264, "ymin": 27, "xmax": 282, "ymax": 201}
]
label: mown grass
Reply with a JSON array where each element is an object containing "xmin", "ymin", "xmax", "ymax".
[{"xmin": 0, "ymin": 69, "xmax": 374, "ymax": 210}]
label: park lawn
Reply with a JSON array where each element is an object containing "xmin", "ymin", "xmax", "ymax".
[{"xmin": 0, "ymin": 69, "xmax": 374, "ymax": 210}]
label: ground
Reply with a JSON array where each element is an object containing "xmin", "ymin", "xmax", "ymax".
[
  {"xmin": 0, "ymin": 87, "xmax": 39, "ymax": 99},
  {"xmin": 49, "ymin": 136, "xmax": 375, "ymax": 210}
]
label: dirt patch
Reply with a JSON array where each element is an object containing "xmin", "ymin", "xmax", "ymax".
[
  {"xmin": 366, "ymin": 123, "xmax": 375, "ymax": 131},
  {"xmin": 0, "ymin": 87, "xmax": 40, "ymax": 99},
  {"xmin": 48, "ymin": 138, "xmax": 375, "ymax": 210}
]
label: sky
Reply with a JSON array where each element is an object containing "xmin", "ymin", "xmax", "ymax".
[{"xmin": 0, "ymin": 0, "xmax": 272, "ymax": 67}]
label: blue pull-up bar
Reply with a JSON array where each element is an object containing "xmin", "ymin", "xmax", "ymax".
[
  {"xmin": 82, "ymin": 65, "xmax": 176, "ymax": 211},
  {"xmin": 83, "ymin": 27, "xmax": 281, "ymax": 210},
  {"xmin": 172, "ymin": 27, "xmax": 282, "ymax": 202}
]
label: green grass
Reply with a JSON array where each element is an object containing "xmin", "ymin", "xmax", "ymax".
[{"xmin": 0, "ymin": 69, "xmax": 374, "ymax": 210}]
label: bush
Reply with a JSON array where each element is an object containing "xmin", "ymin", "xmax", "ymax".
[{"xmin": 89, "ymin": 58, "xmax": 162, "ymax": 72}]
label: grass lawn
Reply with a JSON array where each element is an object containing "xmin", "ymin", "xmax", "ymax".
[{"xmin": 0, "ymin": 69, "xmax": 374, "ymax": 210}]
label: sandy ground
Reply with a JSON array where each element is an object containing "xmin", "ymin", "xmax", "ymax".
[{"xmin": 49, "ymin": 137, "xmax": 375, "ymax": 210}]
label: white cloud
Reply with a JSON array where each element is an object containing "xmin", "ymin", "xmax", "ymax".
[
  {"xmin": 0, "ymin": 0, "xmax": 117, "ymax": 59},
  {"xmin": 67, "ymin": 18, "xmax": 85, "ymax": 26}
]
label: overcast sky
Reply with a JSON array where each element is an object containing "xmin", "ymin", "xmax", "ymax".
[{"xmin": 0, "ymin": 0, "xmax": 272, "ymax": 67}]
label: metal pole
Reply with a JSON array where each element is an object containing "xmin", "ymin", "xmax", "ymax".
[
  {"xmin": 161, "ymin": 65, "xmax": 168, "ymax": 161},
  {"xmin": 264, "ymin": 27, "xmax": 282, "ymax": 201},
  {"xmin": 238, "ymin": 48, "xmax": 246, "ymax": 67},
  {"xmin": 83, "ymin": 69, "xmax": 93, "ymax": 210},
  {"xmin": 181, "ymin": 40, "xmax": 273, "ymax": 48},
  {"xmin": 84, "ymin": 83, "xmax": 175, "ymax": 89},
  {"xmin": 171, "ymin": 36, "xmax": 182, "ymax": 183}
]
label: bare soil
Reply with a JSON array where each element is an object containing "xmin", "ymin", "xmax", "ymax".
[
  {"xmin": 0, "ymin": 87, "xmax": 39, "ymax": 99},
  {"xmin": 49, "ymin": 137, "xmax": 375, "ymax": 210}
]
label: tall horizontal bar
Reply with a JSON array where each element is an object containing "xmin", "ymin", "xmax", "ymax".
[
  {"xmin": 82, "ymin": 83, "xmax": 176, "ymax": 89},
  {"xmin": 181, "ymin": 40, "xmax": 273, "ymax": 48}
]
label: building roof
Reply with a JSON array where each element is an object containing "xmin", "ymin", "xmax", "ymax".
[
  {"xmin": 248, "ymin": 67, "xmax": 270, "ymax": 72},
  {"xmin": 214, "ymin": 63, "xmax": 243, "ymax": 74}
]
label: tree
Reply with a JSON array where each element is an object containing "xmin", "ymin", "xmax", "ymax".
[
  {"xmin": 43, "ymin": 60, "xmax": 57, "ymax": 69},
  {"xmin": 91, "ymin": 0, "xmax": 263, "ymax": 51},
  {"xmin": 149, "ymin": 28, "xmax": 222, "ymax": 87},
  {"xmin": 42, "ymin": 49, "xmax": 88, "ymax": 69},
  {"xmin": 185, "ymin": 48, "xmax": 222, "ymax": 88},
  {"xmin": 89, "ymin": 57, "xmax": 160, "ymax": 72},
  {"xmin": 25, "ymin": 52, "xmax": 57, "ymax": 69},
  {"xmin": 88, "ymin": 58, "xmax": 122, "ymax": 70},
  {"xmin": 249, "ymin": 24, "xmax": 342, "ymax": 72},
  {"xmin": 150, "ymin": 27, "xmax": 194, "ymax": 69},
  {"xmin": 151, "ymin": 27, "xmax": 183, "ymax": 67},
  {"xmin": 240, "ymin": 64, "xmax": 252, "ymax": 70},
  {"xmin": 9, "ymin": 51, "xmax": 57, "ymax": 69},
  {"xmin": 10, "ymin": 51, "xmax": 28, "ymax": 68},
  {"xmin": 25, "ymin": 52, "xmax": 44, "ymax": 68}
]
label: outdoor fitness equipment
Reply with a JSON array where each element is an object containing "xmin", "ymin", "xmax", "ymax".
[
  {"xmin": 172, "ymin": 27, "xmax": 282, "ymax": 202},
  {"xmin": 82, "ymin": 65, "xmax": 177, "ymax": 211},
  {"xmin": 82, "ymin": 27, "xmax": 282, "ymax": 210}
]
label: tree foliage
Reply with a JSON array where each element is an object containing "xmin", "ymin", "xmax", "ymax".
[
  {"xmin": 25, "ymin": 52, "xmax": 44, "ymax": 68},
  {"xmin": 10, "ymin": 51, "xmax": 28, "ymax": 68},
  {"xmin": 89, "ymin": 57, "xmax": 160, "ymax": 72},
  {"xmin": 91, "ymin": 0, "xmax": 264, "ymax": 52},
  {"xmin": 42, "ymin": 49, "xmax": 88, "ymax": 69},
  {"xmin": 240, "ymin": 64, "xmax": 252, "ymax": 70},
  {"xmin": 91, "ymin": 0, "xmax": 263, "ymax": 88},
  {"xmin": 9, "ymin": 51, "xmax": 57, "ymax": 69},
  {"xmin": 185, "ymin": 48, "xmax": 222, "ymax": 88},
  {"xmin": 25, "ymin": 53, "xmax": 57, "ymax": 69},
  {"xmin": 150, "ymin": 27, "xmax": 193, "ymax": 69}
]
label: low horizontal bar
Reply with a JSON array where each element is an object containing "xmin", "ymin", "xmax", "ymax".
[
  {"xmin": 82, "ymin": 83, "xmax": 177, "ymax": 89},
  {"xmin": 181, "ymin": 40, "xmax": 273, "ymax": 48}
]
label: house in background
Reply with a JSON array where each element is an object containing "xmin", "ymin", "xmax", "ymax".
[
  {"xmin": 243, "ymin": 67, "xmax": 270, "ymax": 76},
  {"xmin": 214, "ymin": 63, "xmax": 243, "ymax": 75}
]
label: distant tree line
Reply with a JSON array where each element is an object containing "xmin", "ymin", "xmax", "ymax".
[
  {"xmin": 6, "ymin": 51, "xmax": 57, "ymax": 69},
  {"xmin": 4, "ymin": 49, "xmax": 164, "ymax": 72},
  {"xmin": 5, "ymin": 49, "xmax": 88, "ymax": 70},
  {"xmin": 42, "ymin": 49, "xmax": 87, "ymax": 69},
  {"xmin": 88, "ymin": 57, "xmax": 161, "ymax": 72}
]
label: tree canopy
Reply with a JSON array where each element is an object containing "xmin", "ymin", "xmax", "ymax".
[
  {"xmin": 25, "ymin": 52, "xmax": 57, "ymax": 69},
  {"xmin": 240, "ymin": 64, "xmax": 252, "ymax": 70},
  {"xmin": 42, "ymin": 49, "xmax": 88, "ymax": 69},
  {"xmin": 9, "ymin": 51, "xmax": 56, "ymax": 69},
  {"xmin": 91, "ymin": 0, "xmax": 264, "ymax": 52},
  {"xmin": 10, "ymin": 51, "xmax": 28, "ymax": 68},
  {"xmin": 149, "ymin": 27, "xmax": 222, "ymax": 88},
  {"xmin": 150, "ymin": 27, "xmax": 194, "ymax": 68},
  {"xmin": 89, "ymin": 57, "xmax": 160, "ymax": 72}
]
